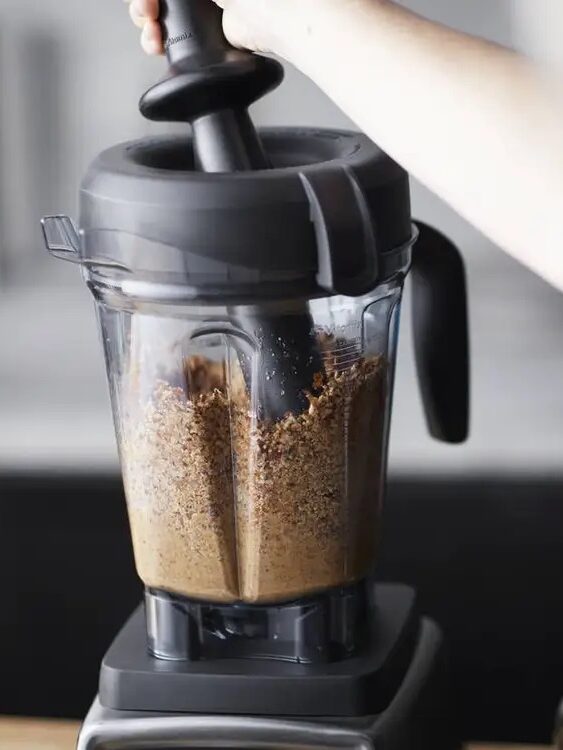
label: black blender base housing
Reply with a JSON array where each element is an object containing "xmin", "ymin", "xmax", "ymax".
[
  {"xmin": 80, "ymin": 599, "xmax": 457, "ymax": 750},
  {"xmin": 101, "ymin": 584, "xmax": 420, "ymax": 717}
]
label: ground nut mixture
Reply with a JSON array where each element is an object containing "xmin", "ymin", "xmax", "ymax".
[
  {"xmin": 122, "ymin": 347, "xmax": 387, "ymax": 604},
  {"xmin": 123, "ymin": 358, "xmax": 239, "ymax": 603}
]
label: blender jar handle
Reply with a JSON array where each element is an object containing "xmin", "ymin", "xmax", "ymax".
[{"xmin": 410, "ymin": 221, "xmax": 470, "ymax": 444}]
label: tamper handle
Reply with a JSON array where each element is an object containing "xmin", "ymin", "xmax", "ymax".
[
  {"xmin": 140, "ymin": 0, "xmax": 320, "ymax": 421},
  {"xmin": 140, "ymin": 0, "xmax": 283, "ymax": 172},
  {"xmin": 160, "ymin": 0, "xmax": 229, "ymax": 65}
]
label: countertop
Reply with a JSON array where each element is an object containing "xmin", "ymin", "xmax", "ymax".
[
  {"xmin": 0, "ymin": 717, "xmax": 79, "ymax": 749},
  {"xmin": 0, "ymin": 717, "xmax": 553, "ymax": 750}
]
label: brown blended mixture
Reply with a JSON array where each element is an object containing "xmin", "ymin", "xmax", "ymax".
[
  {"xmin": 123, "ymin": 358, "xmax": 239, "ymax": 603},
  {"xmin": 122, "ymin": 347, "xmax": 387, "ymax": 604}
]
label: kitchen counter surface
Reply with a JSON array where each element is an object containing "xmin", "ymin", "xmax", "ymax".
[
  {"xmin": 0, "ymin": 716, "xmax": 553, "ymax": 750},
  {"xmin": 0, "ymin": 716, "xmax": 79, "ymax": 748}
]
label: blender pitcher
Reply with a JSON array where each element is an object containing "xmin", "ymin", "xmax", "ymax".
[
  {"xmin": 96, "ymin": 280, "xmax": 401, "ymax": 608},
  {"xmin": 41, "ymin": 0, "xmax": 468, "ymax": 668}
]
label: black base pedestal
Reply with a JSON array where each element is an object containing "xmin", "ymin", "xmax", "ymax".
[
  {"xmin": 78, "ymin": 584, "xmax": 459, "ymax": 750},
  {"xmin": 101, "ymin": 584, "xmax": 416, "ymax": 716}
]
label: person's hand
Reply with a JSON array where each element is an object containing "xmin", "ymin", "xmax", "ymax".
[
  {"xmin": 125, "ymin": 0, "xmax": 343, "ymax": 61},
  {"xmin": 209, "ymin": 0, "xmax": 310, "ymax": 57},
  {"xmin": 126, "ymin": 0, "xmax": 163, "ymax": 55}
]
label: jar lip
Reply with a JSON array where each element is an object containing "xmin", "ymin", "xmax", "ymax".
[{"xmin": 86, "ymin": 233, "xmax": 414, "ymax": 307}]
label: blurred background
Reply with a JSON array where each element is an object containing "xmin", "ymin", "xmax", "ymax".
[{"xmin": 0, "ymin": 0, "xmax": 562, "ymax": 744}]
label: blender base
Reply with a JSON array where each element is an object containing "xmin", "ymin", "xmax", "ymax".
[
  {"xmin": 78, "ymin": 585, "xmax": 458, "ymax": 750},
  {"xmin": 78, "ymin": 618, "xmax": 455, "ymax": 750},
  {"xmin": 100, "ymin": 584, "xmax": 418, "ymax": 716}
]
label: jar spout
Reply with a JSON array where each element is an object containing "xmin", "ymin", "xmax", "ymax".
[{"xmin": 41, "ymin": 215, "xmax": 82, "ymax": 264}]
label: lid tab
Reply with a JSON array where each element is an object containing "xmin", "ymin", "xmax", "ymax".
[{"xmin": 300, "ymin": 166, "xmax": 379, "ymax": 296}]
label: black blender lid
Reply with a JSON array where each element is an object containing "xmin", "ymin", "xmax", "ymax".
[{"xmin": 79, "ymin": 128, "xmax": 412, "ymax": 300}]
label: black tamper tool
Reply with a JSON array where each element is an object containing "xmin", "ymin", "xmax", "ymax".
[
  {"xmin": 140, "ymin": 0, "xmax": 281, "ymax": 171},
  {"xmin": 141, "ymin": 0, "xmax": 323, "ymax": 419}
]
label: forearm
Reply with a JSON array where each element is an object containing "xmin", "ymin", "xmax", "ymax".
[{"xmin": 285, "ymin": 0, "xmax": 563, "ymax": 291}]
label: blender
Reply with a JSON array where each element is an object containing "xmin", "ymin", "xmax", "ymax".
[{"xmin": 42, "ymin": 0, "xmax": 469, "ymax": 746}]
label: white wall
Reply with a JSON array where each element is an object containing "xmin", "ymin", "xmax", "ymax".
[
  {"xmin": 0, "ymin": 0, "xmax": 169, "ymax": 282},
  {"xmin": 510, "ymin": 0, "xmax": 563, "ymax": 66}
]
